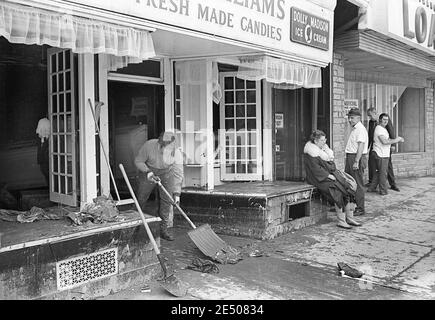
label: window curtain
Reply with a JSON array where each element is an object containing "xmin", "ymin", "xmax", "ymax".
[
  {"xmin": 0, "ymin": 2, "xmax": 156, "ymax": 71},
  {"xmin": 237, "ymin": 55, "xmax": 322, "ymax": 89},
  {"xmin": 175, "ymin": 60, "xmax": 209, "ymax": 165}
]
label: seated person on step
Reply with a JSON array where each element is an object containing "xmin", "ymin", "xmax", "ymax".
[{"xmin": 304, "ymin": 130, "xmax": 362, "ymax": 229}]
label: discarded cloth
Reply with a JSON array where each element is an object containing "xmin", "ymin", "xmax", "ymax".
[
  {"xmin": 0, "ymin": 207, "xmax": 61, "ymax": 223},
  {"xmin": 337, "ymin": 262, "xmax": 364, "ymax": 278},
  {"xmin": 67, "ymin": 195, "xmax": 124, "ymax": 226},
  {"xmin": 213, "ymin": 245, "xmax": 243, "ymax": 265},
  {"xmin": 187, "ymin": 257, "xmax": 220, "ymax": 274},
  {"xmin": 0, "ymin": 209, "xmax": 21, "ymax": 222}
]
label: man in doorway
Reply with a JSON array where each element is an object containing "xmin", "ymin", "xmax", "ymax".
[
  {"xmin": 366, "ymin": 108, "xmax": 400, "ymax": 191},
  {"xmin": 134, "ymin": 131, "xmax": 184, "ymax": 241},
  {"xmin": 367, "ymin": 113, "xmax": 404, "ymax": 195},
  {"xmin": 345, "ymin": 108, "xmax": 369, "ymax": 216}
]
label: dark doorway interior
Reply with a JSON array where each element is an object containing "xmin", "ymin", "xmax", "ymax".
[
  {"xmin": 273, "ymin": 88, "xmax": 314, "ymax": 181},
  {"xmin": 108, "ymin": 81, "xmax": 164, "ymax": 193}
]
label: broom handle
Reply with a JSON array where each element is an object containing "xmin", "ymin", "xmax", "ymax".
[
  {"xmin": 88, "ymin": 99, "xmax": 120, "ymax": 201},
  {"xmin": 119, "ymin": 164, "xmax": 161, "ymax": 255},
  {"xmin": 156, "ymin": 180, "xmax": 197, "ymax": 230}
]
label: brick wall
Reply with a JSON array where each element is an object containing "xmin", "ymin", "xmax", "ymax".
[
  {"xmin": 331, "ymin": 53, "xmax": 346, "ymax": 171},
  {"xmin": 392, "ymin": 153, "xmax": 433, "ymax": 177}
]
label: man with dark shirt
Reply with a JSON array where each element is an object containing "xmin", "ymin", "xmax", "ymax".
[{"xmin": 366, "ymin": 108, "xmax": 400, "ymax": 192}]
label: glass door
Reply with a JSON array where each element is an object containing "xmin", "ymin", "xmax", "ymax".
[
  {"xmin": 47, "ymin": 48, "xmax": 77, "ymax": 206},
  {"xmin": 219, "ymin": 73, "xmax": 262, "ymax": 181}
]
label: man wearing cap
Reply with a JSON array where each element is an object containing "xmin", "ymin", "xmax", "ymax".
[
  {"xmin": 345, "ymin": 108, "xmax": 369, "ymax": 216},
  {"xmin": 135, "ymin": 131, "xmax": 184, "ymax": 241}
]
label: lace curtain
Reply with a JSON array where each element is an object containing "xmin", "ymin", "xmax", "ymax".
[
  {"xmin": 237, "ymin": 55, "xmax": 322, "ymax": 89},
  {"xmin": 0, "ymin": 2, "xmax": 156, "ymax": 70}
]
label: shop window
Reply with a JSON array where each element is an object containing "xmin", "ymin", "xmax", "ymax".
[
  {"xmin": 345, "ymin": 81, "xmax": 425, "ymax": 153},
  {"xmin": 112, "ymin": 59, "xmax": 162, "ymax": 80}
]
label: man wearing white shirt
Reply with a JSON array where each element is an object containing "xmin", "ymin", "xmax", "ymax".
[
  {"xmin": 345, "ymin": 108, "xmax": 368, "ymax": 216},
  {"xmin": 367, "ymin": 113, "xmax": 404, "ymax": 196}
]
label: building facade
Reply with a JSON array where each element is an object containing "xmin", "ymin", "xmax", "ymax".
[
  {"xmin": 0, "ymin": 0, "xmax": 336, "ymax": 207},
  {"xmin": 333, "ymin": 0, "xmax": 435, "ymax": 177}
]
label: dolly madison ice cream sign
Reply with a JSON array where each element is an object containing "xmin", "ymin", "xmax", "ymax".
[{"xmin": 63, "ymin": 0, "xmax": 333, "ymax": 64}]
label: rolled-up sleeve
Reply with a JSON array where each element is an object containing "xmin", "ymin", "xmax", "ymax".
[{"xmin": 134, "ymin": 144, "xmax": 150, "ymax": 173}]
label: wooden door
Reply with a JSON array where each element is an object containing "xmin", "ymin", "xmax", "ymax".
[
  {"xmin": 47, "ymin": 48, "xmax": 78, "ymax": 206},
  {"xmin": 219, "ymin": 73, "xmax": 263, "ymax": 181}
]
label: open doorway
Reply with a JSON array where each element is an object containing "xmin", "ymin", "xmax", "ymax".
[
  {"xmin": 108, "ymin": 81, "xmax": 165, "ymax": 196},
  {"xmin": 273, "ymin": 67, "xmax": 330, "ymax": 182},
  {"xmin": 273, "ymin": 88, "xmax": 314, "ymax": 181}
]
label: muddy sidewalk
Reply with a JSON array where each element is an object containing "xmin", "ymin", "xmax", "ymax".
[{"xmin": 101, "ymin": 176, "xmax": 435, "ymax": 300}]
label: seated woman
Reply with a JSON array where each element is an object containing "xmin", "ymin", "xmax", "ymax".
[{"xmin": 304, "ymin": 130, "xmax": 361, "ymax": 229}]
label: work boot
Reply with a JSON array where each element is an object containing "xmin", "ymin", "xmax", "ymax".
[
  {"xmin": 160, "ymin": 227, "xmax": 174, "ymax": 241},
  {"xmin": 336, "ymin": 206, "xmax": 352, "ymax": 229},
  {"xmin": 345, "ymin": 204, "xmax": 362, "ymax": 227}
]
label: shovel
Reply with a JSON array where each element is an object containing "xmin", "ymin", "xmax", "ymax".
[
  {"xmin": 118, "ymin": 164, "xmax": 187, "ymax": 297},
  {"xmin": 155, "ymin": 180, "xmax": 241, "ymax": 264}
]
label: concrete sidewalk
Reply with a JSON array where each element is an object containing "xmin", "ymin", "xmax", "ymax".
[{"xmin": 101, "ymin": 176, "xmax": 435, "ymax": 300}]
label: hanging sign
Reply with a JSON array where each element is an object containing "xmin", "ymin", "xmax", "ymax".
[{"xmin": 290, "ymin": 7, "xmax": 330, "ymax": 51}]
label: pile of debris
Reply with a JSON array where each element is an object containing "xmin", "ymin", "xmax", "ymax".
[
  {"xmin": 0, "ymin": 195, "xmax": 125, "ymax": 226},
  {"xmin": 66, "ymin": 195, "xmax": 125, "ymax": 226},
  {"xmin": 0, "ymin": 206, "xmax": 62, "ymax": 223}
]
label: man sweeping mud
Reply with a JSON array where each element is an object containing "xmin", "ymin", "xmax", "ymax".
[{"xmin": 134, "ymin": 131, "xmax": 184, "ymax": 241}]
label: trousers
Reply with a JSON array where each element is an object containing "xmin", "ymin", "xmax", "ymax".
[
  {"xmin": 136, "ymin": 170, "xmax": 175, "ymax": 230},
  {"xmin": 369, "ymin": 148, "xmax": 396, "ymax": 187},
  {"xmin": 369, "ymin": 152, "xmax": 389, "ymax": 194},
  {"xmin": 345, "ymin": 153, "xmax": 367, "ymax": 211}
]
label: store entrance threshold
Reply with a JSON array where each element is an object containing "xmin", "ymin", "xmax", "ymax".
[{"xmin": 179, "ymin": 181, "xmax": 328, "ymax": 240}]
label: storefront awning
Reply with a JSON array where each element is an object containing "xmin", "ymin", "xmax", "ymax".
[
  {"xmin": 236, "ymin": 55, "xmax": 322, "ymax": 89},
  {"xmin": 0, "ymin": 1, "xmax": 156, "ymax": 70}
]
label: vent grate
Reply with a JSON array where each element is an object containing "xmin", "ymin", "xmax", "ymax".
[{"xmin": 56, "ymin": 248, "xmax": 118, "ymax": 291}]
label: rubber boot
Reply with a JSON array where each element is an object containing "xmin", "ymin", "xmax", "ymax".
[
  {"xmin": 160, "ymin": 225, "xmax": 174, "ymax": 241},
  {"xmin": 335, "ymin": 205, "xmax": 352, "ymax": 229},
  {"xmin": 345, "ymin": 203, "xmax": 362, "ymax": 227}
]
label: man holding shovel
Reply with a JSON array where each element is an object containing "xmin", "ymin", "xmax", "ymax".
[{"xmin": 134, "ymin": 131, "xmax": 184, "ymax": 241}]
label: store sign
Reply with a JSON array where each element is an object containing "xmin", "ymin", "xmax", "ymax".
[
  {"xmin": 63, "ymin": 0, "xmax": 334, "ymax": 65},
  {"xmin": 290, "ymin": 7, "xmax": 330, "ymax": 51},
  {"xmin": 364, "ymin": 0, "xmax": 435, "ymax": 54},
  {"xmin": 402, "ymin": 0, "xmax": 435, "ymax": 49}
]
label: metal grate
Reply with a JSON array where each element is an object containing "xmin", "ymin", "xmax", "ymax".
[{"xmin": 56, "ymin": 248, "xmax": 118, "ymax": 291}]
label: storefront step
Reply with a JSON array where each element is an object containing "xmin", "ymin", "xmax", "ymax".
[
  {"xmin": 0, "ymin": 217, "xmax": 161, "ymax": 300},
  {"xmin": 177, "ymin": 183, "xmax": 329, "ymax": 240}
]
